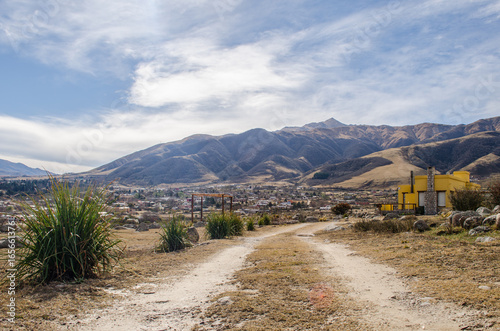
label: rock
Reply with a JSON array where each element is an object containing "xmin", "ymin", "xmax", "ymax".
[
  {"xmin": 476, "ymin": 207, "xmax": 492, "ymax": 217},
  {"xmin": 482, "ymin": 214, "xmax": 498, "ymax": 226},
  {"xmin": 325, "ymin": 225, "xmax": 346, "ymax": 232},
  {"xmin": 493, "ymin": 205, "xmax": 500, "ymax": 214},
  {"xmin": 305, "ymin": 216, "xmax": 319, "ymax": 223},
  {"xmin": 475, "ymin": 236, "xmax": 497, "ymax": 243},
  {"xmin": 193, "ymin": 221, "xmax": 205, "ymax": 228},
  {"xmin": 478, "ymin": 286, "xmax": 491, "ymax": 290},
  {"xmin": 447, "ymin": 211, "xmax": 460, "ymax": 224},
  {"xmin": 123, "ymin": 223, "xmax": 137, "ymax": 229},
  {"xmin": 383, "ymin": 213, "xmax": 398, "ymax": 220},
  {"xmin": 136, "ymin": 223, "xmax": 149, "ymax": 232},
  {"xmin": 463, "ymin": 216, "xmax": 484, "ymax": 229},
  {"xmin": 114, "ymin": 225, "xmax": 130, "ymax": 230},
  {"xmin": 149, "ymin": 222, "xmax": 161, "ymax": 229},
  {"xmin": 468, "ymin": 226, "xmax": 491, "ymax": 236},
  {"xmin": 187, "ymin": 227, "xmax": 199, "ymax": 243},
  {"xmin": 217, "ymin": 296, "xmax": 233, "ymax": 305},
  {"xmin": 0, "ymin": 236, "xmax": 24, "ymax": 249},
  {"xmin": 297, "ymin": 233, "xmax": 315, "ymax": 237},
  {"xmin": 451, "ymin": 211, "xmax": 479, "ymax": 227},
  {"xmin": 413, "ymin": 220, "xmax": 430, "ymax": 232}
]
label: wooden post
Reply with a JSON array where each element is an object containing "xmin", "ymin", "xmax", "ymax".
[
  {"xmin": 222, "ymin": 194, "xmax": 225, "ymax": 216},
  {"xmin": 200, "ymin": 196, "xmax": 203, "ymax": 222},
  {"xmin": 230, "ymin": 196, "xmax": 233, "ymax": 214},
  {"xmin": 191, "ymin": 194, "xmax": 194, "ymax": 223}
]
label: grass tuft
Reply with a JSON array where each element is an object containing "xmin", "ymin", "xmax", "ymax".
[
  {"xmin": 205, "ymin": 213, "xmax": 244, "ymax": 239},
  {"xmin": 15, "ymin": 176, "xmax": 122, "ymax": 284},
  {"xmin": 157, "ymin": 217, "xmax": 191, "ymax": 252}
]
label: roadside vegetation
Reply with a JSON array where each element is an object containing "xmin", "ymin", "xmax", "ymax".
[
  {"xmin": 15, "ymin": 177, "xmax": 122, "ymax": 284},
  {"xmin": 205, "ymin": 213, "xmax": 244, "ymax": 239},
  {"xmin": 157, "ymin": 216, "xmax": 191, "ymax": 252},
  {"xmin": 449, "ymin": 188, "xmax": 484, "ymax": 211},
  {"xmin": 353, "ymin": 217, "xmax": 414, "ymax": 233}
]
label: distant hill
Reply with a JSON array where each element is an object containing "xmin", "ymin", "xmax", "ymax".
[
  {"xmin": 85, "ymin": 116, "xmax": 500, "ymax": 187},
  {"xmin": 0, "ymin": 159, "xmax": 47, "ymax": 177},
  {"xmin": 305, "ymin": 131, "xmax": 500, "ymax": 188}
]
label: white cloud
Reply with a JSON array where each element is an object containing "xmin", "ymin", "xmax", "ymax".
[
  {"xmin": 0, "ymin": 0, "xmax": 499, "ymax": 173},
  {"xmin": 129, "ymin": 37, "xmax": 302, "ymax": 107}
]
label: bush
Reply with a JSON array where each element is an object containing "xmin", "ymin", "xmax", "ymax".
[
  {"xmin": 206, "ymin": 213, "xmax": 230, "ymax": 239},
  {"xmin": 449, "ymin": 188, "xmax": 484, "ymax": 211},
  {"xmin": 228, "ymin": 213, "xmax": 244, "ymax": 236},
  {"xmin": 157, "ymin": 217, "xmax": 191, "ymax": 252},
  {"xmin": 488, "ymin": 180, "xmax": 500, "ymax": 207},
  {"xmin": 353, "ymin": 218, "xmax": 414, "ymax": 233},
  {"xmin": 260, "ymin": 214, "xmax": 271, "ymax": 226},
  {"xmin": 205, "ymin": 213, "xmax": 244, "ymax": 239},
  {"xmin": 331, "ymin": 203, "xmax": 352, "ymax": 215},
  {"xmin": 246, "ymin": 219, "xmax": 255, "ymax": 231},
  {"xmin": 17, "ymin": 178, "xmax": 122, "ymax": 284}
]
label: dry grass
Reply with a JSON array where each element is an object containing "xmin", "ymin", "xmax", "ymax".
[
  {"xmin": 317, "ymin": 221, "xmax": 500, "ymax": 324},
  {"xmin": 0, "ymin": 227, "xmax": 232, "ymax": 330},
  {"xmin": 198, "ymin": 232, "xmax": 370, "ymax": 330}
]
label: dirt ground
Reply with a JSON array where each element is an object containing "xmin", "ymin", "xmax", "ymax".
[{"xmin": 0, "ymin": 220, "xmax": 499, "ymax": 330}]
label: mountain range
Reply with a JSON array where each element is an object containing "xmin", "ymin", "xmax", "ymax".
[
  {"xmin": 85, "ymin": 116, "xmax": 500, "ymax": 188},
  {"xmin": 0, "ymin": 159, "xmax": 47, "ymax": 177}
]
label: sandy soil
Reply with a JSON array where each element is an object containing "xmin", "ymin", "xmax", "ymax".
[
  {"xmin": 66, "ymin": 224, "xmax": 310, "ymax": 330},
  {"xmin": 59, "ymin": 222, "xmax": 485, "ymax": 330},
  {"xmin": 296, "ymin": 223, "xmax": 475, "ymax": 330}
]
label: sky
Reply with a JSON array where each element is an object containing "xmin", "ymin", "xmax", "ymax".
[{"xmin": 0, "ymin": 0, "xmax": 499, "ymax": 174}]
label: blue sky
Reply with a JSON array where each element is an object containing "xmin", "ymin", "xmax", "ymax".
[{"xmin": 0, "ymin": 0, "xmax": 499, "ymax": 173}]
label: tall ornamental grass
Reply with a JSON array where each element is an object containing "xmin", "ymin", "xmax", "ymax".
[
  {"xmin": 205, "ymin": 213, "xmax": 244, "ymax": 239},
  {"xmin": 17, "ymin": 178, "xmax": 122, "ymax": 284},
  {"xmin": 157, "ymin": 217, "xmax": 191, "ymax": 252}
]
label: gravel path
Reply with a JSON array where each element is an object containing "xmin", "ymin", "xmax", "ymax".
[
  {"xmin": 69, "ymin": 222, "xmax": 479, "ymax": 330},
  {"xmin": 70, "ymin": 223, "xmax": 309, "ymax": 331}
]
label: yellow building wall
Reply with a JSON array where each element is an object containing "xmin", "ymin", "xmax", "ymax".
[{"xmin": 397, "ymin": 171, "xmax": 480, "ymax": 210}]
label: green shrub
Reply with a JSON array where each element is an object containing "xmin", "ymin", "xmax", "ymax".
[
  {"xmin": 228, "ymin": 213, "xmax": 244, "ymax": 236},
  {"xmin": 449, "ymin": 188, "xmax": 484, "ymax": 211},
  {"xmin": 353, "ymin": 218, "xmax": 414, "ymax": 234},
  {"xmin": 331, "ymin": 203, "xmax": 351, "ymax": 215},
  {"xmin": 16, "ymin": 178, "xmax": 122, "ymax": 284},
  {"xmin": 260, "ymin": 214, "xmax": 271, "ymax": 226},
  {"xmin": 246, "ymin": 219, "xmax": 255, "ymax": 231},
  {"xmin": 206, "ymin": 213, "xmax": 230, "ymax": 239},
  {"xmin": 158, "ymin": 217, "xmax": 191, "ymax": 252},
  {"xmin": 205, "ymin": 213, "xmax": 244, "ymax": 239}
]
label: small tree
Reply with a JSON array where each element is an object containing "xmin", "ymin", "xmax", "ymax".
[
  {"xmin": 449, "ymin": 188, "xmax": 484, "ymax": 211},
  {"xmin": 331, "ymin": 203, "xmax": 351, "ymax": 215}
]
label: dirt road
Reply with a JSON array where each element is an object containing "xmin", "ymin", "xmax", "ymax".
[
  {"xmin": 297, "ymin": 224, "xmax": 473, "ymax": 330},
  {"xmin": 71, "ymin": 224, "xmax": 310, "ymax": 330},
  {"xmin": 69, "ymin": 222, "xmax": 479, "ymax": 330}
]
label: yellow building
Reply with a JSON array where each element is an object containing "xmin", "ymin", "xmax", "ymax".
[{"xmin": 397, "ymin": 167, "xmax": 480, "ymax": 214}]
